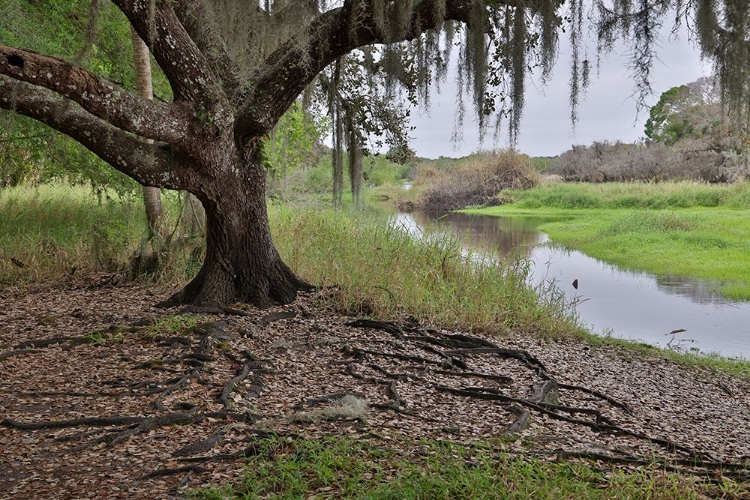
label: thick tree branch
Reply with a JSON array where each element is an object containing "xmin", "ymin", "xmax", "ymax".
[
  {"xmin": 172, "ymin": 0, "xmax": 242, "ymax": 100},
  {"xmin": 1, "ymin": 46, "xmax": 191, "ymax": 146},
  {"xmin": 234, "ymin": 0, "xmax": 479, "ymax": 141},
  {"xmin": 0, "ymin": 75, "xmax": 186, "ymax": 190},
  {"xmin": 113, "ymin": 0, "xmax": 228, "ymax": 117}
]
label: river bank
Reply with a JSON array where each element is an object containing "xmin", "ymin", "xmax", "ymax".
[
  {"xmin": 393, "ymin": 209, "xmax": 750, "ymax": 359},
  {"xmin": 464, "ymin": 181, "xmax": 750, "ymax": 301}
]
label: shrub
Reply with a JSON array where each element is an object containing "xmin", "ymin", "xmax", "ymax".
[
  {"xmin": 415, "ymin": 150, "xmax": 540, "ymax": 211},
  {"xmin": 551, "ymin": 140, "xmax": 727, "ymax": 183}
]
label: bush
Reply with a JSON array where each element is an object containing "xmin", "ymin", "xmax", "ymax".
[
  {"xmin": 551, "ymin": 140, "xmax": 726, "ymax": 183},
  {"xmin": 415, "ymin": 150, "xmax": 540, "ymax": 211}
]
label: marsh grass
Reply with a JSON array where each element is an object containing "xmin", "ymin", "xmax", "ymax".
[
  {"xmin": 271, "ymin": 206, "xmax": 580, "ymax": 337},
  {"xmin": 471, "ymin": 181, "xmax": 750, "ymax": 301},
  {"xmin": 502, "ymin": 180, "xmax": 750, "ymax": 210},
  {"xmin": 538, "ymin": 210, "xmax": 750, "ymax": 300},
  {"xmin": 0, "ymin": 184, "xmax": 147, "ymax": 282},
  {"xmin": 189, "ymin": 436, "xmax": 718, "ymax": 500},
  {"xmin": 0, "ymin": 184, "xmax": 205, "ymax": 285}
]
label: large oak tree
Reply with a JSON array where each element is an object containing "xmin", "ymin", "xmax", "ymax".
[{"xmin": 1, "ymin": 0, "xmax": 747, "ymax": 307}]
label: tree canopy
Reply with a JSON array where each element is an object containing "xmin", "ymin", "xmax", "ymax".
[
  {"xmin": 2, "ymin": 0, "xmax": 750, "ymax": 307},
  {"xmin": 644, "ymin": 76, "xmax": 750, "ymax": 155}
]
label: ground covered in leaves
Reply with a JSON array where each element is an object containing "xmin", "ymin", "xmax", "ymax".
[{"xmin": 1, "ymin": 279, "xmax": 749, "ymax": 499}]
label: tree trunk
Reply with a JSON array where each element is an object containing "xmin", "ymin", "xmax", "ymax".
[
  {"xmin": 141, "ymin": 185, "xmax": 164, "ymax": 238},
  {"xmin": 131, "ymin": 27, "xmax": 164, "ymax": 239},
  {"xmin": 332, "ymin": 107, "xmax": 344, "ymax": 207},
  {"xmin": 163, "ymin": 149, "xmax": 311, "ymax": 308},
  {"xmin": 181, "ymin": 192, "xmax": 205, "ymax": 237},
  {"xmin": 347, "ymin": 117, "xmax": 363, "ymax": 207},
  {"xmin": 330, "ymin": 58, "xmax": 344, "ymax": 207}
]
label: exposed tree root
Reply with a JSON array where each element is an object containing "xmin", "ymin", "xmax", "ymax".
[
  {"xmin": 1, "ymin": 415, "xmax": 146, "ymax": 430},
  {"xmin": 140, "ymin": 465, "xmax": 208, "ymax": 479},
  {"xmin": 0, "ymin": 348, "xmax": 40, "ymax": 360},
  {"xmin": 341, "ymin": 318, "xmax": 734, "ymax": 472},
  {"xmin": 172, "ymin": 433, "xmax": 223, "ymax": 457},
  {"xmin": 2, "ymin": 310, "xmax": 748, "ymax": 498}
]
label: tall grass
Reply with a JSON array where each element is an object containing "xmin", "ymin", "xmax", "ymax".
[
  {"xmin": 501, "ymin": 180, "xmax": 750, "ymax": 210},
  {"xmin": 271, "ymin": 206, "xmax": 580, "ymax": 337},
  {"xmin": 0, "ymin": 185, "xmax": 146, "ymax": 282},
  {"xmin": 0, "ymin": 184, "xmax": 200, "ymax": 284},
  {"xmin": 1, "ymin": 185, "xmax": 578, "ymax": 337}
]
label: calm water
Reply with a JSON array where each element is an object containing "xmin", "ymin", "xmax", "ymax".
[{"xmin": 390, "ymin": 211, "xmax": 750, "ymax": 359}]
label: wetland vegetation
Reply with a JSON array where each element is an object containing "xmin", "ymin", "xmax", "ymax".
[
  {"xmin": 3, "ymin": 153, "xmax": 750, "ymax": 499},
  {"xmin": 467, "ymin": 181, "xmax": 750, "ymax": 301}
]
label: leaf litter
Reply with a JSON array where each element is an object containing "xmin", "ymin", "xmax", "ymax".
[{"xmin": 1, "ymin": 279, "xmax": 749, "ymax": 498}]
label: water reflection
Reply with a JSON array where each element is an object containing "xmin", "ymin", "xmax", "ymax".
[{"xmin": 391, "ymin": 210, "xmax": 750, "ymax": 359}]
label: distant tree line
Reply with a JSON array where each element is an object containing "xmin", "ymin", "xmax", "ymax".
[{"xmin": 551, "ymin": 77, "xmax": 750, "ymax": 183}]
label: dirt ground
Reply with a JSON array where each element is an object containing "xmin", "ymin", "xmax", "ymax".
[{"xmin": 1, "ymin": 278, "xmax": 749, "ymax": 499}]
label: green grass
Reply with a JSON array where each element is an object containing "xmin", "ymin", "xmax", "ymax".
[
  {"xmin": 467, "ymin": 182, "xmax": 750, "ymax": 301},
  {"xmin": 142, "ymin": 314, "xmax": 202, "ymax": 338},
  {"xmin": 0, "ymin": 184, "xmax": 201, "ymax": 284},
  {"xmin": 83, "ymin": 330, "xmax": 125, "ymax": 346},
  {"xmin": 188, "ymin": 436, "xmax": 724, "ymax": 499},
  {"xmin": 491, "ymin": 180, "xmax": 750, "ymax": 210},
  {"xmin": 270, "ymin": 206, "xmax": 580, "ymax": 338},
  {"xmin": 0, "ymin": 184, "xmax": 147, "ymax": 282}
]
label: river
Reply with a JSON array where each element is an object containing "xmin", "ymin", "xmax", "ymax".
[{"xmin": 390, "ymin": 210, "xmax": 750, "ymax": 359}]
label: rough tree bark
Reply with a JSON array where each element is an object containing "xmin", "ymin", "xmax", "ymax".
[
  {"xmin": 0, "ymin": 0, "xmax": 479, "ymax": 307},
  {"xmin": 347, "ymin": 117, "xmax": 364, "ymax": 207},
  {"xmin": 130, "ymin": 26, "xmax": 164, "ymax": 239},
  {"xmin": 330, "ymin": 58, "xmax": 345, "ymax": 208}
]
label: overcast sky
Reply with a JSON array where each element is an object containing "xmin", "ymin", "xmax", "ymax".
[{"xmin": 408, "ymin": 23, "xmax": 712, "ymax": 159}]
